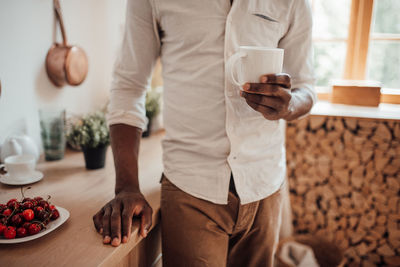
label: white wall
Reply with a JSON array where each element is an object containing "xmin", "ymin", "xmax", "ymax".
[{"xmin": 0, "ymin": 0, "xmax": 126, "ymax": 147}]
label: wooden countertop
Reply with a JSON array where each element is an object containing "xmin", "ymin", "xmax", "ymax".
[
  {"xmin": 311, "ymin": 101, "xmax": 400, "ymax": 121},
  {"xmin": 0, "ymin": 132, "xmax": 164, "ymax": 267}
]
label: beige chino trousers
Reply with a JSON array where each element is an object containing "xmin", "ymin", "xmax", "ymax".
[{"xmin": 160, "ymin": 174, "xmax": 283, "ymax": 267}]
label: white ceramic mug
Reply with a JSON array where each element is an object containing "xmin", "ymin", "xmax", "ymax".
[
  {"xmin": 226, "ymin": 46, "xmax": 284, "ymax": 86},
  {"xmin": 0, "ymin": 155, "xmax": 36, "ymax": 181}
]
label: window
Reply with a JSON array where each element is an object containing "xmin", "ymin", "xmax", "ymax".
[
  {"xmin": 312, "ymin": 0, "xmax": 400, "ymax": 92},
  {"xmin": 311, "ymin": 0, "xmax": 351, "ymax": 87},
  {"xmin": 366, "ymin": 0, "xmax": 400, "ymax": 89}
]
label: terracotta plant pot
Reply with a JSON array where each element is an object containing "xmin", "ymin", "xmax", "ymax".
[{"xmin": 82, "ymin": 145, "xmax": 108, "ymax": 170}]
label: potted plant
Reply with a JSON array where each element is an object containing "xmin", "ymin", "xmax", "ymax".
[
  {"xmin": 143, "ymin": 88, "xmax": 161, "ymax": 137},
  {"xmin": 66, "ymin": 111, "xmax": 110, "ymax": 169}
]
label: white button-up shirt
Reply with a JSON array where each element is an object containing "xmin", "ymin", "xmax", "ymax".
[{"xmin": 107, "ymin": 0, "xmax": 315, "ymax": 204}]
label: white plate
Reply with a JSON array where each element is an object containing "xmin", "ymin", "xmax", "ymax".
[
  {"xmin": 0, "ymin": 206, "xmax": 70, "ymax": 244},
  {"xmin": 0, "ymin": 170, "xmax": 44, "ymax": 185}
]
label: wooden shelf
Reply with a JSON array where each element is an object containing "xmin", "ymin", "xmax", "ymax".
[{"xmin": 311, "ymin": 101, "xmax": 400, "ymax": 121}]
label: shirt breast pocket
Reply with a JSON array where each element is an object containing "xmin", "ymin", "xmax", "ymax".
[{"xmin": 238, "ymin": 1, "xmax": 289, "ymax": 47}]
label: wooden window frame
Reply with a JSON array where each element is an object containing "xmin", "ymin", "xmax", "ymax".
[
  {"xmin": 313, "ymin": 0, "xmax": 400, "ymax": 104},
  {"xmin": 344, "ymin": 0, "xmax": 374, "ymax": 80}
]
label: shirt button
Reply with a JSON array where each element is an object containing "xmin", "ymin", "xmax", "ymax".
[
  {"xmin": 227, "ymin": 90, "xmax": 234, "ymax": 97},
  {"xmin": 233, "ymin": 156, "xmax": 237, "ymax": 160}
]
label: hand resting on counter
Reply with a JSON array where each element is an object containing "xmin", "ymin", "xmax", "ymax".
[
  {"xmin": 93, "ymin": 190, "xmax": 152, "ymax": 246},
  {"xmin": 92, "ymin": 124, "xmax": 152, "ymax": 247}
]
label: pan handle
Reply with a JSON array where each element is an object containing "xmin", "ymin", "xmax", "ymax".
[{"xmin": 53, "ymin": 0, "xmax": 68, "ymax": 46}]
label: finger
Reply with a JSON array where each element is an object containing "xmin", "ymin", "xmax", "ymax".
[
  {"xmin": 121, "ymin": 203, "xmax": 134, "ymax": 243},
  {"xmin": 259, "ymin": 73, "xmax": 291, "ymax": 88},
  {"xmin": 245, "ymin": 99, "xmax": 280, "ymax": 120},
  {"xmin": 93, "ymin": 208, "xmax": 104, "ymax": 234},
  {"xmin": 243, "ymin": 83, "xmax": 292, "ymax": 102},
  {"xmin": 242, "ymin": 83, "xmax": 280, "ymax": 96},
  {"xmin": 241, "ymin": 91, "xmax": 282, "ymax": 110},
  {"xmin": 140, "ymin": 205, "xmax": 153, "ymax": 238},
  {"xmin": 102, "ymin": 206, "xmax": 112, "ymax": 244},
  {"xmin": 110, "ymin": 202, "xmax": 122, "ymax": 247}
]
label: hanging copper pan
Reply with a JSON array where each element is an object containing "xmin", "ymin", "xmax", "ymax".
[{"xmin": 46, "ymin": 0, "xmax": 88, "ymax": 87}]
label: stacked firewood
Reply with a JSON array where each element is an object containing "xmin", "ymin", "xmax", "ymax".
[{"xmin": 286, "ymin": 116, "xmax": 400, "ymax": 266}]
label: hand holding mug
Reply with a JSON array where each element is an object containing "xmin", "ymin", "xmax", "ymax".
[
  {"xmin": 226, "ymin": 46, "xmax": 293, "ymax": 120},
  {"xmin": 241, "ymin": 73, "xmax": 293, "ymax": 121}
]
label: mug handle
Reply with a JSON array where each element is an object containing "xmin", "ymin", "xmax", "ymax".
[{"xmin": 226, "ymin": 51, "xmax": 247, "ymax": 87}]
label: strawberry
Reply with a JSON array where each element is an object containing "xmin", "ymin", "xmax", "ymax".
[
  {"xmin": 38, "ymin": 200, "xmax": 49, "ymax": 210},
  {"xmin": 3, "ymin": 208, "xmax": 12, "ymax": 217},
  {"xmin": 22, "ymin": 209, "xmax": 34, "ymax": 221},
  {"xmin": 4, "ymin": 226, "xmax": 16, "ymax": 239},
  {"xmin": 31, "ymin": 199, "xmax": 38, "ymax": 207},
  {"xmin": 28, "ymin": 223, "xmax": 41, "ymax": 235},
  {"xmin": 0, "ymin": 223, "xmax": 6, "ymax": 235},
  {"xmin": 51, "ymin": 209, "xmax": 60, "ymax": 220},
  {"xmin": 7, "ymin": 199, "xmax": 19, "ymax": 210},
  {"xmin": 22, "ymin": 201, "xmax": 34, "ymax": 210},
  {"xmin": 22, "ymin": 222, "xmax": 31, "ymax": 230},
  {"xmin": 10, "ymin": 214, "xmax": 23, "ymax": 227},
  {"xmin": 16, "ymin": 227, "xmax": 28, "ymax": 238},
  {"xmin": 6, "ymin": 199, "xmax": 18, "ymax": 207},
  {"xmin": 37, "ymin": 210, "xmax": 50, "ymax": 223},
  {"xmin": 34, "ymin": 206, "xmax": 44, "ymax": 217}
]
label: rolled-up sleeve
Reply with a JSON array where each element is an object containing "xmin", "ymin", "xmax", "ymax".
[
  {"xmin": 278, "ymin": 0, "xmax": 317, "ymax": 105},
  {"xmin": 107, "ymin": 0, "xmax": 160, "ymax": 130}
]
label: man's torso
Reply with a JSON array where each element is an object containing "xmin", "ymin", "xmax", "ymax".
[{"xmin": 154, "ymin": 0, "xmax": 292, "ymax": 204}]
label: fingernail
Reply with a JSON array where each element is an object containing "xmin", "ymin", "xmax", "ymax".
[
  {"xmin": 243, "ymin": 83, "xmax": 250, "ymax": 90},
  {"xmin": 122, "ymin": 236, "xmax": 128, "ymax": 243},
  {"xmin": 99, "ymin": 228, "xmax": 103, "ymax": 234},
  {"xmin": 112, "ymin": 237, "xmax": 120, "ymax": 246},
  {"xmin": 103, "ymin": 236, "xmax": 111, "ymax": 244},
  {"xmin": 261, "ymin": 76, "xmax": 268, "ymax": 83},
  {"xmin": 143, "ymin": 229, "xmax": 148, "ymax": 237}
]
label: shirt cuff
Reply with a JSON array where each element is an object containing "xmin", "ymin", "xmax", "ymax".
[
  {"xmin": 106, "ymin": 110, "xmax": 148, "ymax": 131},
  {"xmin": 291, "ymin": 82, "xmax": 317, "ymax": 120}
]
